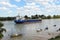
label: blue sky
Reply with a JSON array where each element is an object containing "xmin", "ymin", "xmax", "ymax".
[{"xmin": 0, "ymin": 0, "xmax": 60, "ymax": 17}]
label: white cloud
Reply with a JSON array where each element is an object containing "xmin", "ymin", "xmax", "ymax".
[
  {"xmin": 16, "ymin": 2, "xmax": 43, "ymax": 16},
  {"xmin": 0, "ymin": 0, "xmax": 10, "ymax": 2},
  {"xmin": 15, "ymin": 0, "xmax": 21, "ymax": 2},
  {"xmin": 0, "ymin": 0, "xmax": 21, "ymax": 9},
  {"xmin": 24, "ymin": 0, "xmax": 35, "ymax": 3},
  {"xmin": 0, "ymin": 7, "xmax": 7, "ymax": 10},
  {"xmin": 0, "ymin": 0, "xmax": 60, "ymax": 16},
  {"xmin": 0, "ymin": 1, "xmax": 18, "ymax": 8},
  {"xmin": 8, "ymin": 10, "xmax": 12, "ymax": 13},
  {"xmin": 23, "ymin": 0, "xmax": 60, "ymax": 15}
]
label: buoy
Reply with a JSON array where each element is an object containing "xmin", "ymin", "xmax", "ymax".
[
  {"xmin": 45, "ymin": 27, "xmax": 48, "ymax": 30},
  {"xmin": 56, "ymin": 28, "xmax": 60, "ymax": 32},
  {"xmin": 58, "ymin": 28, "xmax": 60, "ymax": 31},
  {"xmin": 54, "ymin": 25, "xmax": 56, "ymax": 27}
]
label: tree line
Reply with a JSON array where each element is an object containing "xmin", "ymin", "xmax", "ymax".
[
  {"xmin": 0, "ymin": 17, "xmax": 16, "ymax": 21},
  {"xmin": 24, "ymin": 15, "xmax": 60, "ymax": 19},
  {"xmin": 0, "ymin": 15, "xmax": 60, "ymax": 21}
]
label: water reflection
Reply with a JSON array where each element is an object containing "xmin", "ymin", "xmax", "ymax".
[{"xmin": 14, "ymin": 24, "xmax": 25, "ymax": 34}]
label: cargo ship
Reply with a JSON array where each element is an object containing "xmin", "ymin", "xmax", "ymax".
[{"xmin": 14, "ymin": 15, "xmax": 42, "ymax": 24}]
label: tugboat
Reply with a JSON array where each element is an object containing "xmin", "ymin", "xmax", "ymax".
[{"xmin": 14, "ymin": 15, "xmax": 42, "ymax": 24}]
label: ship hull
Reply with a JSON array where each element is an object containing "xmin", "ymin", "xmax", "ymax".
[{"xmin": 14, "ymin": 19, "xmax": 42, "ymax": 24}]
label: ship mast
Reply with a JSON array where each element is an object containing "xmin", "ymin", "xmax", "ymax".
[{"xmin": 16, "ymin": 8, "xmax": 24, "ymax": 20}]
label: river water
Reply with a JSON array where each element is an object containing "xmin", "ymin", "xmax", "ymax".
[{"xmin": 1, "ymin": 19, "xmax": 60, "ymax": 40}]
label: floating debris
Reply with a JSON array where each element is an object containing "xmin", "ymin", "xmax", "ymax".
[
  {"xmin": 40, "ymin": 29, "xmax": 42, "ymax": 31},
  {"xmin": 48, "ymin": 33, "xmax": 51, "ymax": 35},
  {"xmin": 10, "ymin": 34, "xmax": 22, "ymax": 38},
  {"xmin": 36, "ymin": 29, "xmax": 42, "ymax": 32},
  {"xmin": 45, "ymin": 27, "xmax": 48, "ymax": 30},
  {"xmin": 53, "ymin": 25, "xmax": 56, "ymax": 27},
  {"xmin": 56, "ymin": 28, "xmax": 60, "ymax": 32},
  {"xmin": 36, "ymin": 29, "xmax": 40, "ymax": 32},
  {"xmin": 58, "ymin": 28, "xmax": 60, "ymax": 31}
]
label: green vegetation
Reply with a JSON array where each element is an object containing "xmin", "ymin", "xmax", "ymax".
[
  {"xmin": 47, "ymin": 15, "xmax": 52, "ymax": 19},
  {"xmin": 0, "ymin": 22, "xmax": 6, "ymax": 39},
  {"xmin": 48, "ymin": 36, "xmax": 60, "ymax": 40},
  {"xmin": 24, "ymin": 15, "xmax": 60, "ymax": 19},
  {"xmin": 53, "ymin": 15, "xmax": 60, "ymax": 18},
  {"xmin": 0, "ymin": 15, "xmax": 60, "ymax": 21},
  {"xmin": 0, "ymin": 17, "xmax": 15, "ymax": 21}
]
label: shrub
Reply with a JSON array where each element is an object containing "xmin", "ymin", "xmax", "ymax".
[{"xmin": 0, "ymin": 22, "xmax": 6, "ymax": 39}]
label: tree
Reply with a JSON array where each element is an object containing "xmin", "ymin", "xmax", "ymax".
[
  {"xmin": 0, "ymin": 22, "xmax": 6, "ymax": 39},
  {"xmin": 31, "ymin": 15, "xmax": 35, "ymax": 19},
  {"xmin": 53, "ymin": 15, "xmax": 60, "ymax": 18},
  {"xmin": 53, "ymin": 15, "xmax": 57, "ymax": 18},
  {"xmin": 40, "ymin": 15, "xmax": 46, "ymax": 19},
  {"xmin": 47, "ymin": 15, "xmax": 51, "ymax": 19},
  {"xmin": 24, "ymin": 15, "xmax": 29, "ymax": 19},
  {"xmin": 34, "ymin": 14, "xmax": 39, "ymax": 19}
]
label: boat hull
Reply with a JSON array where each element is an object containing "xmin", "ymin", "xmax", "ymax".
[{"xmin": 14, "ymin": 19, "xmax": 42, "ymax": 24}]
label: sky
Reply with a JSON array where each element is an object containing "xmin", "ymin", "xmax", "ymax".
[{"xmin": 0, "ymin": 0, "xmax": 60, "ymax": 17}]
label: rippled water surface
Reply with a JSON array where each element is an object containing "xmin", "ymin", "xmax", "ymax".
[{"xmin": 1, "ymin": 19, "xmax": 60, "ymax": 40}]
